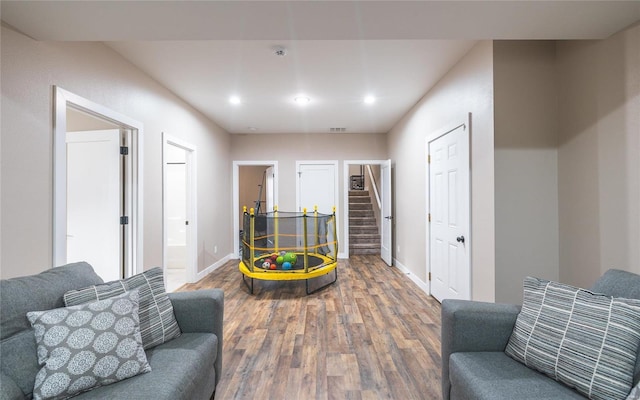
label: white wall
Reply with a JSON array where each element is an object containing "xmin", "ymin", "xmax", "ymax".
[
  {"xmin": 1, "ymin": 26, "xmax": 231, "ymax": 278},
  {"xmin": 230, "ymin": 132, "xmax": 388, "ymax": 254},
  {"xmin": 387, "ymin": 41, "xmax": 496, "ymax": 302},
  {"xmin": 557, "ymin": 24, "xmax": 640, "ymax": 288},
  {"xmin": 493, "ymin": 41, "xmax": 560, "ymax": 304}
]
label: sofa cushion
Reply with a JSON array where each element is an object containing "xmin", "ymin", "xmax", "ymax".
[
  {"xmin": 590, "ymin": 269, "xmax": 640, "ymax": 300},
  {"xmin": 71, "ymin": 333, "xmax": 218, "ymax": 400},
  {"xmin": 0, "ymin": 262, "xmax": 104, "ymax": 398},
  {"xmin": 450, "ymin": 352, "xmax": 585, "ymax": 400},
  {"xmin": 64, "ymin": 267, "xmax": 181, "ymax": 350},
  {"xmin": 505, "ymin": 276, "xmax": 640, "ymax": 400},
  {"xmin": 27, "ymin": 291, "xmax": 151, "ymax": 400}
]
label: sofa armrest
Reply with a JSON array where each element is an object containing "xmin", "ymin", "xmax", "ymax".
[
  {"xmin": 0, "ymin": 372, "xmax": 24, "ymax": 400},
  {"xmin": 169, "ymin": 289, "xmax": 224, "ymax": 387},
  {"xmin": 441, "ymin": 299, "xmax": 521, "ymax": 400}
]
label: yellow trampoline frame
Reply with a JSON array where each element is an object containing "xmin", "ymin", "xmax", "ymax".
[{"xmin": 239, "ymin": 206, "xmax": 338, "ymax": 294}]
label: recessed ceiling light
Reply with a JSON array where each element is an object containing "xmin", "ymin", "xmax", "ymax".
[
  {"xmin": 364, "ymin": 95, "xmax": 376, "ymax": 104},
  {"xmin": 229, "ymin": 96, "xmax": 241, "ymax": 105},
  {"xmin": 294, "ymin": 96, "xmax": 311, "ymax": 105}
]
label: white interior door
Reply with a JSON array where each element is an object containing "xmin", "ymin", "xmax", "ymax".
[
  {"xmin": 297, "ymin": 162, "xmax": 337, "ymax": 214},
  {"xmin": 163, "ymin": 136, "xmax": 197, "ymax": 292},
  {"xmin": 381, "ymin": 160, "xmax": 393, "ymax": 265},
  {"xmin": 66, "ymin": 129, "xmax": 122, "ymax": 281},
  {"xmin": 165, "ymin": 145, "xmax": 187, "ymax": 273},
  {"xmin": 429, "ymin": 125, "xmax": 470, "ymax": 302},
  {"xmin": 265, "ymin": 166, "xmax": 274, "ymax": 213}
]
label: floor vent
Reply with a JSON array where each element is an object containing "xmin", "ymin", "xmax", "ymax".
[{"xmin": 329, "ymin": 127, "xmax": 347, "ymax": 133}]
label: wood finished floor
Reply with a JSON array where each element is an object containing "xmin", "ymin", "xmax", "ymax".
[{"xmin": 180, "ymin": 255, "xmax": 442, "ymax": 400}]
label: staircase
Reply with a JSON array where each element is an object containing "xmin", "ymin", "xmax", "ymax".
[{"xmin": 349, "ymin": 190, "xmax": 380, "ymax": 255}]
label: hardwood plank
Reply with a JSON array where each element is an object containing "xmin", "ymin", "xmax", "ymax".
[{"xmin": 180, "ymin": 255, "xmax": 442, "ymax": 399}]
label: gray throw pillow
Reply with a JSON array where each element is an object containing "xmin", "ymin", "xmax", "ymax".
[
  {"xmin": 506, "ymin": 276, "xmax": 640, "ymax": 400},
  {"xmin": 63, "ymin": 267, "xmax": 181, "ymax": 349},
  {"xmin": 27, "ymin": 290, "xmax": 151, "ymax": 400}
]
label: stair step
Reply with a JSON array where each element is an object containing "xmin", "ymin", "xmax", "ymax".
[
  {"xmin": 349, "ymin": 190, "xmax": 370, "ymax": 196},
  {"xmin": 350, "ymin": 216, "xmax": 375, "ymax": 222},
  {"xmin": 350, "ymin": 226, "xmax": 379, "ymax": 234},
  {"xmin": 350, "ymin": 248, "xmax": 380, "ymax": 254},
  {"xmin": 350, "ymin": 210, "xmax": 374, "ymax": 218},
  {"xmin": 349, "ymin": 235, "xmax": 381, "ymax": 244},
  {"xmin": 350, "ymin": 242, "xmax": 380, "ymax": 249},
  {"xmin": 350, "ymin": 248, "xmax": 381, "ymax": 255},
  {"xmin": 349, "ymin": 203, "xmax": 372, "ymax": 211},
  {"xmin": 349, "ymin": 197, "xmax": 370, "ymax": 203}
]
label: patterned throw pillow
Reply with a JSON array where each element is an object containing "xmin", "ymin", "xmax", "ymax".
[
  {"xmin": 63, "ymin": 267, "xmax": 180, "ymax": 349},
  {"xmin": 27, "ymin": 290, "xmax": 151, "ymax": 400},
  {"xmin": 505, "ymin": 277, "xmax": 640, "ymax": 400}
]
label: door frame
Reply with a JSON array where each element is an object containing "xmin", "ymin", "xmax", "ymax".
[
  {"xmin": 342, "ymin": 160, "xmax": 390, "ymax": 261},
  {"xmin": 162, "ymin": 134, "xmax": 197, "ymax": 284},
  {"xmin": 425, "ymin": 115, "xmax": 471, "ymax": 299},
  {"xmin": 53, "ymin": 86, "xmax": 144, "ymax": 277},
  {"xmin": 232, "ymin": 160, "xmax": 279, "ymax": 259}
]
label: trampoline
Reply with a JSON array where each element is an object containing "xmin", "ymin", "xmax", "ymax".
[{"xmin": 239, "ymin": 206, "xmax": 338, "ymax": 294}]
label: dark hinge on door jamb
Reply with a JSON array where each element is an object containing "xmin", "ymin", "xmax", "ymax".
[
  {"xmin": 428, "ymin": 272, "xmax": 431, "ymax": 281},
  {"xmin": 120, "ymin": 216, "xmax": 129, "ymax": 225},
  {"xmin": 120, "ymin": 146, "xmax": 129, "ymax": 155}
]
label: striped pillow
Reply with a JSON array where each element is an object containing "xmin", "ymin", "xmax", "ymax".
[
  {"xmin": 63, "ymin": 267, "xmax": 181, "ymax": 350},
  {"xmin": 505, "ymin": 277, "xmax": 640, "ymax": 400}
]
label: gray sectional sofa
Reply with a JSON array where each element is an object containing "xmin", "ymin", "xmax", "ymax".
[
  {"xmin": 0, "ymin": 262, "xmax": 224, "ymax": 400},
  {"xmin": 441, "ymin": 269, "xmax": 640, "ymax": 400}
]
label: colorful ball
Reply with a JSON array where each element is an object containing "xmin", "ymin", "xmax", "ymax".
[
  {"xmin": 282, "ymin": 261, "xmax": 292, "ymax": 270},
  {"xmin": 283, "ymin": 252, "xmax": 297, "ymax": 264},
  {"xmin": 280, "ymin": 251, "xmax": 286, "ymax": 256},
  {"xmin": 261, "ymin": 261, "xmax": 271, "ymax": 269},
  {"xmin": 269, "ymin": 263, "xmax": 277, "ymax": 270},
  {"xmin": 276, "ymin": 256, "xmax": 284, "ymax": 264}
]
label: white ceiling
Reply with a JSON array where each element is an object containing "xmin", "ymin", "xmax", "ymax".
[{"xmin": 3, "ymin": 1, "xmax": 639, "ymax": 134}]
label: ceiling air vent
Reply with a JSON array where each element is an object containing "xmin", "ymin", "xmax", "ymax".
[{"xmin": 329, "ymin": 127, "xmax": 347, "ymax": 133}]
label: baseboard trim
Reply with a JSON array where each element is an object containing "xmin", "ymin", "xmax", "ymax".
[
  {"xmin": 194, "ymin": 253, "xmax": 234, "ymax": 282},
  {"xmin": 393, "ymin": 258, "xmax": 430, "ymax": 295}
]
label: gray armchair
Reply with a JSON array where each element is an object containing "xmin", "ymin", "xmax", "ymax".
[{"xmin": 441, "ymin": 269, "xmax": 640, "ymax": 400}]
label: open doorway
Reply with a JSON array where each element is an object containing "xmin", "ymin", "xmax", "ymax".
[
  {"xmin": 163, "ymin": 135, "xmax": 197, "ymax": 292},
  {"xmin": 232, "ymin": 161, "xmax": 278, "ymax": 258},
  {"xmin": 53, "ymin": 87, "xmax": 143, "ymax": 279},
  {"xmin": 343, "ymin": 160, "xmax": 393, "ymax": 264}
]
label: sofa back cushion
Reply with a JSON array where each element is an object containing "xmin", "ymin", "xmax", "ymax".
[
  {"xmin": 590, "ymin": 269, "xmax": 640, "ymax": 301},
  {"xmin": 0, "ymin": 262, "xmax": 103, "ymax": 397},
  {"xmin": 590, "ymin": 269, "xmax": 640, "ymax": 387}
]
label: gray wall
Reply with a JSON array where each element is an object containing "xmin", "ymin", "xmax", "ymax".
[
  {"xmin": 492, "ymin": 24, "xmax": 640, "ymax": 300},
  {"xmin": 1, "ymin": 26, "xmax": 232, "ymax": 278},
  {"xmin": 493, "ymin": 41, "xmax": 560, "ymax": 304},
  {"xmin": 557, "ymin": 24, "xmax": 640, "ymax": 288},
  {"xmin": 388, "ymin": 41, "xmax": 496, "ymax": 302}
]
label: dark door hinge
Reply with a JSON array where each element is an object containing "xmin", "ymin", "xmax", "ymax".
[
  {"xmin": 120, "ymin": 146, "xmax": 129, "ymax": 155},
  {"xmin": 120, "ymin": 216, "xmax": 129, "ymax": 225}
]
